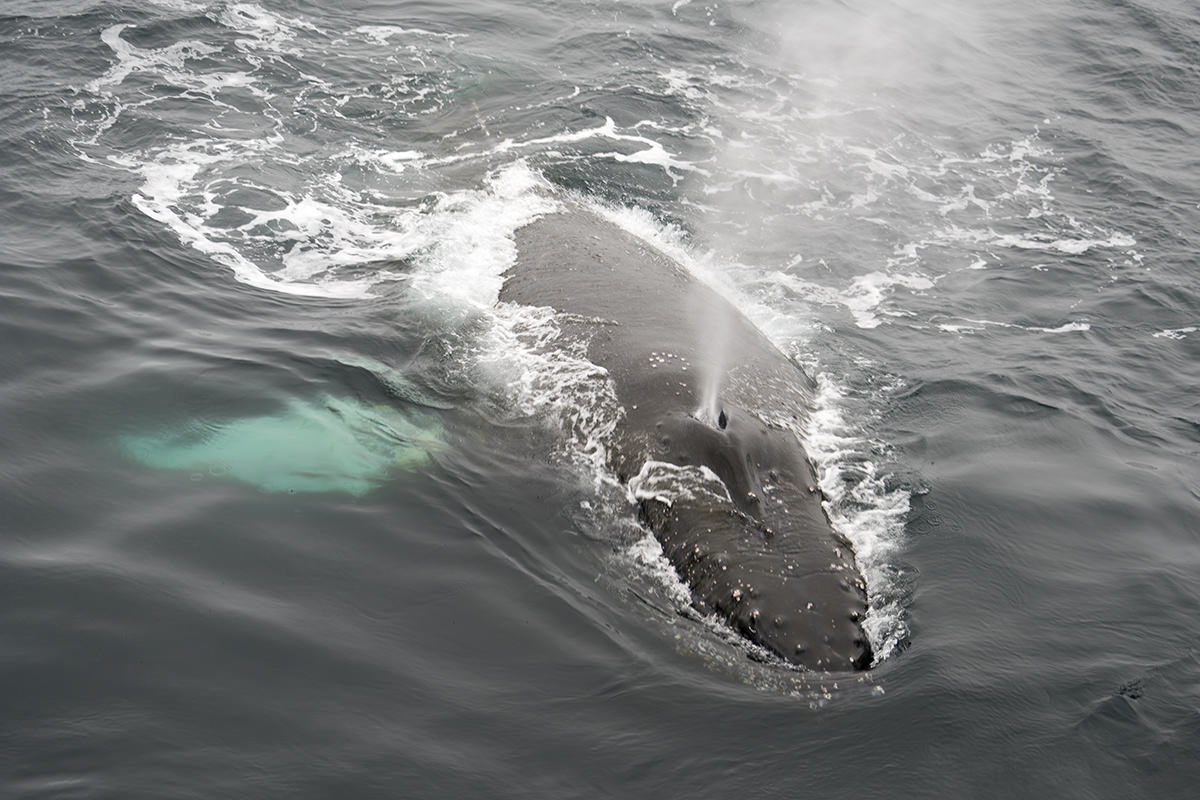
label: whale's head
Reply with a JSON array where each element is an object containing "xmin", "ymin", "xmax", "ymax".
[{"xmin": 639, "ymin": 405, "xmax": 874, "ymax": 671}]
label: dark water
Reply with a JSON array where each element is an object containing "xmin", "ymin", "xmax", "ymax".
[{"xmin": 3, "ymin": 0, "xmax": 1199, "ymax": 796}]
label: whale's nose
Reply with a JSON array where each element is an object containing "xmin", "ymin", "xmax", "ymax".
[{"xmin": 690, "ymin": 402, "xmax": 728, "ymax": 432}]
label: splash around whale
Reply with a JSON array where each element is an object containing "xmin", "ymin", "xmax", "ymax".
[{"xmin": 502, "ymin": 207, "xmax": 873, "ymax": 672}]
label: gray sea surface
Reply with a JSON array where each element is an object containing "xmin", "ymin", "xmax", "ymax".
[{"xmin": 2, "ymin": 0, "xmax": 1198, "ymax": 796}]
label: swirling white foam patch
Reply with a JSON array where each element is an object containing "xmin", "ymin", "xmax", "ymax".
[
  {"xmin": 477, "ymin": 299, "xmax": 627, "ymax": 484},
  {"xmin": 804, "ymin": 374, "xmax": 911, "ymax": 663},
  {"xmin": 87, "ymin": 24, "xmax": 223, "ymax": 94},
  {"xmin": 628, "ymin": 461, "xmax": 732, "ymax": 508},
  {"xmin": 935, "ymin": 318, "xmax": 1091, "ymax": 335},
  {"xmin": 1152, "ymin": 326, "xmax": 1197, "ymax": 340}
]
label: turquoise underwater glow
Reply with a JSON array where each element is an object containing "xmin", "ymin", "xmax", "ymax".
[{"xmin": 120, "ymin": 395, "xmax": 445, "ymax": 496}]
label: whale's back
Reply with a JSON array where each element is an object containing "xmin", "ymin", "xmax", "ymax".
[{"xmin": 503, "ymin": 210, "xmax": 814, "ymax": 425}]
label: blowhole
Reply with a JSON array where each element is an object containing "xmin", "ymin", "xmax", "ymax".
[{"xmin": 717, "ymin": 409, "xmax": 728, "ymax": 430}]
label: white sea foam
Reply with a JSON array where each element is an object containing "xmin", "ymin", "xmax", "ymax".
[
  {"xmin": 843, "ymin": 272, "xmax": 934, "ymax": 329},
  {"xmin": 628, "ymin": 461, "xmax": 732, "ymax": 507},
  {"xmin": 122, "ymin": 121, "xmax": 559, "ymax": 297},
  {"xmin": 932, "ymin": 317, "xmax": 1090, "ymax": 335},
  {"xmin": 804, "ymin": 374, "xmax": 910, "ymax": 663},
  {"xmin": 985, "ymin": 230, "xmax": 1137, "ymax": 255},
  {"xmin": 623, "ymin": 530, "xmax": 696, "ymax": 611},
  {"xmin": 481, "ymin": 302, "xmax": 624, "ymax": 475},
  {"xmin": 146, "ymin": 0, "xmax": 205, "ymax": 11},
  {"xmin": 516, "ymin": 117, "xmax": 706, "ymax": 178},
  {"xmin": 1152, "ymin": 326, "xmax": 1197, "ymax": 340},
  {"xmin": 215, "ymin": 2, "xmax": 312, "ymax": 53},
  {"xmin": 354, "ymin": 25, "xmax": 462, "ymax": 44},
  {"xmin": 127, "ymin": 138, "xmax": 386, "ymax": 297},
  {"xmin": 404, "ymin": 165, "xmax": 559, "ymax": 307},
  {"xmin": 661, "ymin": 67, "xmax": 710, "ymax": 103},
  {"xmin": 88, "ymin": 25, "xmax": 222, "ymax": 93}
]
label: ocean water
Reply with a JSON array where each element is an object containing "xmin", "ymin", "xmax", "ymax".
[{"xmin": 2, "ymin": 0, "xmax": 1198, "ymax": 796}]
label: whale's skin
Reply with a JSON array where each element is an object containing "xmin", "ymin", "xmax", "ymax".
[{"xmin": 501, "ymin": 208, "xmax": 872, "ymax": 672}]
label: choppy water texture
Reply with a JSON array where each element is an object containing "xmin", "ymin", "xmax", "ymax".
[{"xmin": 2, "ymin": 0, "xmax": 1198, "ymax": 797}]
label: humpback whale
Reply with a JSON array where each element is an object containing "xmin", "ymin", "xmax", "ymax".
[{"xmin": 502, "ymin": 208, "xmax": 873, "ymax": 671}]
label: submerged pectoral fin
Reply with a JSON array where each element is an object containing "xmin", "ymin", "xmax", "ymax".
[{"xmin": 119, "ymin": 394, "xmax": 445, "ymax": 496}]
